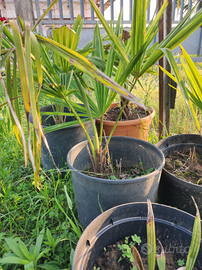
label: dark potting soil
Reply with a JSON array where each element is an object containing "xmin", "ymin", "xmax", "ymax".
[
  {"xmin": 93, "ymin": 236, "xmax": 189, "ymax": 270},
  {"xmin": 165, "ymin": 148, "xmax": 202, "ymax": 185},
  {"xmin": 104, "ymin": 106, "xmax": 149, "ymax": 121},
  {"xmin": 82, "ymin": 164, "xmax": 154, "ymax": 180}
]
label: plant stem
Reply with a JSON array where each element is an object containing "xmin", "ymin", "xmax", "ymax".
[{"xmin": 107, "ymin": 99, "xmax": 127, "ymax": 146}]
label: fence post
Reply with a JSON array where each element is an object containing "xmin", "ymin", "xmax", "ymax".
[
  {"xmin": 164, "ymin": 0, "xmax": 172, "ymax": 134},
  {"xmin": 159, "ymin": 0, "xmax": 164, "ymax": 138}
]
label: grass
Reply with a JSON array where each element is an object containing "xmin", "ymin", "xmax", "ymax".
[
  {"xmin": 136, "ymin": 64, "xmax": 202, "ymax": 139},
  {"xmin": 0, "ymin": 63, "xmax": 201, "ymax": 269},
  {"xmin": 0, "ymin": 84, "xmax": 80, "ymax": 269},
  {"xmin": 0, "ymin": 134, "xmax": 79, "ymax": 269}
]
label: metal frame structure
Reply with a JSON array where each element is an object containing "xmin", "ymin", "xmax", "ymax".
[
  {"xmin": 33, "ymin": 0, "xmax": 202, "ymax": 53},
  {"xmin": 33, "ymin": 1, "xmax": 200, "ymax": 29}
]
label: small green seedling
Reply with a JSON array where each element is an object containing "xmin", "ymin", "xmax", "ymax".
[
  {"xmin": 146, "ymin": 167, "xmax": 154, "ymax": 174},
  {"xmin": 137, "ymin": 158, "xmax": 154, "ymax": 176},
  {"xmin": 131, "ymin": 234, "xmax": 142, "ymax": 245},
  {"xmin": 118, "ymin": 198, "xmax": 201, "ymax": 270},
  {"xmin": 118, "ymin": 234, "xmax": 142, "ymax": 263},
  {"xmin": 110, "ymin": 175, "xmax": 118, "ymax": 180},
  {"xmin": 177, "ymin": 259, "xmax": 185, "ymax": 267},
  {"xmin": 139, "ymin": 157, "xmax": 145, "ymax": 174}
]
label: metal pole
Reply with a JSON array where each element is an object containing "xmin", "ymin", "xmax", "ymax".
[
  {"xmin": 164, "ymin": 0, "xmax": 172, "ymax": 134},
  {"xmin": 172, "ymin": 0, "xmax": 176, "ymax": 21},
  {"xmin": 58, "ymin": 0, "xmax": 63, "ymax": 20},
  {"xmin": 80, "ymin": 0, "xmax": 84, "ymax": 19},
  {"xmin": 110, "ymin": 0, "xmax": 114, "ymax": 21},
  {"xmin": 69, "ymin": 0, "xmax": 74, "ymax": 21},
  {"xmin": 130, "ymin": 0, "xmax": 132, "ymax": 21},
  {"xmin": 180, "ymin": 0, "xmax": 184, "ymax": 20},
  {"xmin": 101, "ymin": 0, "xmax": 104, "ymax": 15},
  {"xmin": 47, "ymin": 0, "xmax": 52, "ymax": 20},
  {"xmin": 159, "ymin": 0, "xmax": 164, "ymax": 138},
  {"xmin": 35, "ymin": 0, "xmax": 42, "ymax": 33}
]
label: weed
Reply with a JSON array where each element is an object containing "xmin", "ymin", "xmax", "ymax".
[
  {"xmin": 139, "ymin": 158, "xmax": 145, "ymax": 175},
  {"xmin": 177, "ymin": 259, "xmax": 185, "ymax": 267},
  {"xmin": 118, "ymin": 234, "xmax": 141, "ymax": 264},
  {"xmin": 110, "ymin": 175, "xmax": 118, "ymax": 180}
]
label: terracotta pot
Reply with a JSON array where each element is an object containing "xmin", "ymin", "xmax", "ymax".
[{"xmin": 96, "ymin": 103, "xmax": 155, "ymax": 141}]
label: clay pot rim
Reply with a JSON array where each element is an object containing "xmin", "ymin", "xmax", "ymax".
[{"xmin": 96, "ymin": 103, "xmax": 155, "ymax": 126}]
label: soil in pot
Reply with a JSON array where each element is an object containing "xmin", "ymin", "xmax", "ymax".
[
  {"xmin": 82, "ymin": 139, "xmax": 155, "ymax": 180},
  {"xmin": 104, "ymin": 105, "xmax": 149, "ymax": 121},
  {"xmin": 72, "ymin": 202, "xmax": 202, "ymax": 270},
  {"xmin": 93, "ymin": 235, "xmax": 188, "ymax": 270},
  {"xmin": 82, "ymin": 161, "xmax": 155, "ymax": 180},
  {"xmin": 96, "ymin": 103, "xmax": 155, "ymax": 141},
  {"xmin": 165, "ymin": 147, "xmax": 202, "ymax": 185}
]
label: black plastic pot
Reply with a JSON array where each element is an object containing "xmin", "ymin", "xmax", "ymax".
[
  {"xmin": 67, "ymin": 136, "xmax": 165, "ymax": 228},
  {"xmin": 72, "ymin": 202, "xmax": 202, "ymax": 269},
  {"xmin": 30, "ymin": 105, "xmax": 93, "ymax": 169},
  {"xmin": 156, "ymin": 134, "xmax": 202, "ymax": 216}
]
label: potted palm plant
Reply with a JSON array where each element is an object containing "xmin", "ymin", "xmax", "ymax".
[
  {"xmin": 66, "ymin": 1, "xmax": 202, "ymax": 227},
  {"xmin": 1, "ymin": 0, "xmax": 202, "ymax": 232},
  {"xmin": 30, "ymin": 17, "xmax": 95, "ymax": 170},
  {"xmin": 156, "ymin": 45, "xmax": 202, "ymax": 216},
  {"xmin": 89, "ymin": 0, "xmax": 202, "ymax": 141},
  {"xmin": 0, "ymin": 0, "xmax": 142, "ymax": 186},
  {"xmin": 67, "ymin": 135, "xmax": 165, "ymax": 228}
]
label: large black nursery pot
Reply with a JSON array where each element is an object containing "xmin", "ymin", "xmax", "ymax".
[
  {"xmin": 67, "ymin": 136, "xmax": 165, "ymax": 228},
  {"xmin": 30, "ymin": 105, "xmax": 93, "ymax": 169},
  {"xmin": 156, "ymin": 134, "xmax": 202, "ymax": 216},
  {"xmin": 72, "ymin": 202, "xmax": 202, "ymax": 269}
]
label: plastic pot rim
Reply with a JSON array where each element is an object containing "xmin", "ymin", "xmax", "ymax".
[
  {"xmin": 30, "ymin": 104, "xmax": 92, "ymax": 131},
  {"xmin": 80, "ymin": 201, "xmax": 197, "ymax": 233},
  {"xmin": 73, "ymin": 201, "xmax": 199, "ymax": 269},
  {"xmin": 156, "ymin": 133, "xmax": 202, "ymax": 150},
  {"xmin": 41, "ymin": 118, "xmax": 91, "ymax": 131}
]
